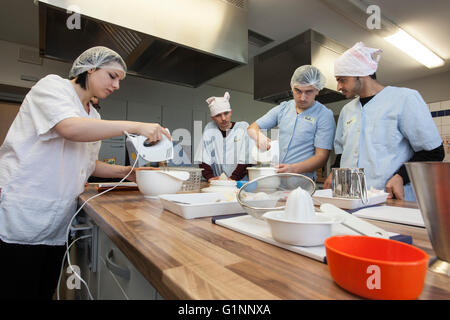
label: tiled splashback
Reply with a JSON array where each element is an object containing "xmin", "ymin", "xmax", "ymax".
[{"xmin": 428, "ymin": 100, "xmax": 450, "ymax": 162}]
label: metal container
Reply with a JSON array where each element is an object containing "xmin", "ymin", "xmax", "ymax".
[
  {"xmin": 237, "ymin": 173, "xmax": 316, "ymax": 220},
  {"xmin": 332, "ymin": 168, "xmax": 368, "ymax": 204},
  {"xmin": 405, "ymin": 162, "xmax": 450, "ymax": 276}
]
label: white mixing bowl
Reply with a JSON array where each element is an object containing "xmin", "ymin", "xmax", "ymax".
[
  {"xmin": 136, "ymin": 170, "xmax": 189, "ymax": 198},
  {"xmin": 263, "ymin": 210, "xmax": 339, "ymax": 246}
]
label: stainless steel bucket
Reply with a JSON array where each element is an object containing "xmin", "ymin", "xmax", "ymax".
[
  {"xmin": 332, "ymin": 168, "xmax": 368, "ymax": 204},
  {"xmin": 406, "ymin": 162, "xmax": 450, "ymax": 276}
]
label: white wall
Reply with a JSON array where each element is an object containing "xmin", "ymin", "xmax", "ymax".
[{"xmin": 394, "ymin": 70, "xmax": 450, "ymax": 104}]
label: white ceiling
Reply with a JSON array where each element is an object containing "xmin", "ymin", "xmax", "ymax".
[{"xmin": 1, "ymin": 0, "xmax": 449, "ymax": 94}]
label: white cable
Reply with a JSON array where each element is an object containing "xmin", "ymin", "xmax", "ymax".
[
  {"xmin": 56, "ymin": 234, "xmax": 92, "ymax": 300},
  {"xmin": 58, "ymin": 140, "xmax": 140, "ymax": 300}
]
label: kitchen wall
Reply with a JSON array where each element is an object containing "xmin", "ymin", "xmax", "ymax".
[
  {"xmin": 2, "ymin": 38, "xmax": 448, "ymax": 165},
  {"xmin": 395, "ymin": 71, "xmax": 450, "ymax": 162},
  {"xmin": 428, "ymin": 100, "xmax": 450, "ymax": 162},
  {"xmin": 0, "ymin": 39, "xmax": 275, "ymax": 166}
]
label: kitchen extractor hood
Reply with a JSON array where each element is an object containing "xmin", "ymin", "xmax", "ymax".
[
  {"xmin": 254, "ymin": 29, "xmax": 347, "ymax": 104},
  {"xmin": 37, "ymin": 0, "xmax": 248, "ymax": 87}
]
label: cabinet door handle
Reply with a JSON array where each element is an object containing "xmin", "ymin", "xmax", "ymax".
[{"xmin": 105, "ymin": 249, "xmax": 130, "ymax": 280}]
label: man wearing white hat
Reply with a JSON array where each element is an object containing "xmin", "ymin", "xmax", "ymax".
[
  {"xmin": 197, "ymin": 92, "xmax": 251, "ymax": 181},
  {"xmin": 323, "ymin": 42, "xmax": 444, "ymax": 201}
]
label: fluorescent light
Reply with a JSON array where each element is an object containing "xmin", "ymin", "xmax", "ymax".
[{"xmin": 384, "ymin": 29, "xmax": 444, "ymax": 68}]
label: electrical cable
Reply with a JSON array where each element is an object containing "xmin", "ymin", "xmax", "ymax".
[
  {"xmin": 56, "ymin": 234, "xmax": 92, "ymax": 300},
  {"xmin": 57, "ymin": 138, "xmax": 140, "ymax": 300}
]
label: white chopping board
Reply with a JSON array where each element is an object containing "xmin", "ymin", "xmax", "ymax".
[
  {"xmin": 213, "ymin": 214, "xmax": 410, "ymax": 263},
  {"xmin": 352, "ymin": 205, "xmax": 425, "ymax": 227}
]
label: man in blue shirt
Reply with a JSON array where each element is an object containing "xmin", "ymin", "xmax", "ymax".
[
  {"xmin": 247, "ymin": 65, "xmax": 336, "ymax": 181},
  {"xmin": 323, "ymin": 42, "xmax": 444, "ymax": 201}
]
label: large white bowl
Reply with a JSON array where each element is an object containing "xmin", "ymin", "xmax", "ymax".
[
  {"xmin": 136, "ymin": 170, "xmax": 188, "ymax": 198},
  {"xmin": 263, "ymin": 210, "xmax": 340, "ymax": 246}
]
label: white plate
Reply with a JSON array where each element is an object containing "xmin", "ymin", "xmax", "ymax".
[
  {"xmin": 159, "ymin": 193, "xmax": 244, "ymax": 219},
  {"xmin": 312, "ymin": 189, "xmax": 389, "ymax": 210}
]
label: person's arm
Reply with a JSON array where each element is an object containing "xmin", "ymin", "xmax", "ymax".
[
  {"xmin": 230, "ymin": 164, "xmax": 252, "ymax": 181},
  {"xmin": 387, "ymin": 91, "xmax": 444, "ymax": 200},
  {"xmin": 323, "ymin": 154, "xmax": 341, "ymax": 189},
  {"xmin": 385, "ymin": 144, "xmax": 444, "ymax": 200},
  {"xmin": 54, "ymin": 117, "xmax": 170, "ymax": 142},
  {"xmin": 199, "ymin": 162, "xmax": 215, "ymax": 181},
  {"xmin": 395, "ymin": 144, "xmax": 445, "ymax": 185},
  {"xmin": 91, "ymin": 160, "xmax": 136, "ymax": 182},
  {"xmin": 247, "ymin": 104, "xmax": 282, "ymax": 151},
  {"xmin": 277, "ymin": 148, "xmax": 330, "ymax": 174},
  {"xmin": 247, "ymin": 122, "xmax": 271, "ymax": 151}
]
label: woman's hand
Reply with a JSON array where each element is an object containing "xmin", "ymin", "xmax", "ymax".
[
  {"xmin": 122, "ymin": 166, "xmax": 136, "ymax": 182},
  {"xmin": 137, "ymin": 123, "xmax": 171, "ymax": 142}
]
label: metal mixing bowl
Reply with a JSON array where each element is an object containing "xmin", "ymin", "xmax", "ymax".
[{"xmin": 237, "ymin": 173, "xmax": 316, "ymax": 219}]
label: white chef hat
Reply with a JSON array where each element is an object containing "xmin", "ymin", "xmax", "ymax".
[
  {"xmin": 334, "ymin": 42, "xmax": 383, "ymax": 77},
  {"xmin": 69, "ymin": 46, "xmax": 127, "ymax": 79},
  {"xmin": 206, "ymin": 92, "xmax": 231, "ymax": 117}
]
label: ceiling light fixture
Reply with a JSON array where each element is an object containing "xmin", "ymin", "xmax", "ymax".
[
  {"xmin": 384, "ymin": 29, "xmax": 444, "ymax": 69},
  {"xmin": 320, "ymin": 0, "xmax": 445, "ymax": 69}
]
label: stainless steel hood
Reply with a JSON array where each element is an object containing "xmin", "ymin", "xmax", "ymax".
[
  {"xmin": 37, "ymin": 0, "xmax": 248, "ymax": 87},
  {"xmin": 254, "ymin": 29, "xmax": 347, "ymax": 104}
]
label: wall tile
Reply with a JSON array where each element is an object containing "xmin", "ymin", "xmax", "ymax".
[
  {"xmin": 442, "ymin": 116, "xmax": 450, "ymax": 126},
  {"xmin": 433, "ymin": 117, "xmax": 441, "ymax": 127},
  {"xmin": 429, "ymin": 102, "xmax": 441, "ymax": 111},
  {"xmin": 440, "ymin": 100, "xmax": 450, "ymax": 110},
  {"xmin": 442, "ymin": 125, "xmax": 450, "ymax": 134}
]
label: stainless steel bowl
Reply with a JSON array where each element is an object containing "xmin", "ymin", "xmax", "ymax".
[{"xmin": 237, "ymin": 173, "xmax": 316, "ymax": 219}]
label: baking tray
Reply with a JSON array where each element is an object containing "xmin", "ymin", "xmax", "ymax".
[
  {"xmin": 312, "ymin": 189, "xmax": 389, "ymax": 210},
  {"xmin": 92, "ymin": 182, "xmax": 138, "ymax": 192},
  {"xmin": 159, "ymin": 193, "xmax": 244, "ymax": 219}
]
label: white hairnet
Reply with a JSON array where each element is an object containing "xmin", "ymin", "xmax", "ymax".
[
  {"xmin": 69, "ymin": 46, "xmax": 127, "ymax": 79},
  {"xmin": 290, "ymin": 65, "xmax": 326, "ymax": 91},
  {"xmin": 334, "ymin": 42, "xmax": 382, "ymax": 77}
]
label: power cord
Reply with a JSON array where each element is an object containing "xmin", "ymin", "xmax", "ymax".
[{"xmin": 58, "ymin": 139, "xmax": 140, "ymax": 300}]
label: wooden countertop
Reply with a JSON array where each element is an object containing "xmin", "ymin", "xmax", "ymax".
[{"xmin": 79, "ymin": 188, "xmax": 450, "ymax": 300}]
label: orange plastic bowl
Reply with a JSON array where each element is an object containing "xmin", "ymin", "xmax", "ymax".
[{"xmin": 325, "ymin": 236, "xmax": 428, "ymax": 300}]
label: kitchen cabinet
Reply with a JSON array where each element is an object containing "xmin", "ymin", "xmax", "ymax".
[
  {"xmin": 163, "ymin": 106, "xmax": 194, "ymax": 165},
  {"xmin": 126, "ymin": 101, "xmax": 162, "ymax": 124},
  {"xmin": 97, "ymin": 228, "xmax": 159, "ymax": 300},
  {"xmin": 98, "ymin": 137, "xmax": 126, "ymax": 165},
  {"xmin": 97, "ymin": 98, "xmax": 127, "ymax": 165},
  {"xmin": 78, "ymin": 188, "xmax": 450, "ymax": 300},
  {"xmin": 65, "ymin": 212, "xmax": 161, "ymax": 300}
]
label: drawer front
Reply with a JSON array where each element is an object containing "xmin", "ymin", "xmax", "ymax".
[
  {"xmin": 98, "ymin": 229, "xmax": 157, "ymax": 299},
  {"xmin": 98, "ymin": 256, "xmax": 128, "ymax": 300}
]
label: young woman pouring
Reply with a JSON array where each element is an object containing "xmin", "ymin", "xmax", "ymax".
[{"xmin": 0, "ymin": 46, "xmax": 170, "ymax": 299}]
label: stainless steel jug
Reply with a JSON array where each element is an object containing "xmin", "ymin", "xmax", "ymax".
[
  {"xmin": 406, "ymin": 162, "xmax": 450, "ymax": 276},
  {"xmin": 332, "ymin": 168, "xmax": 368, "ymax": 204}
]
